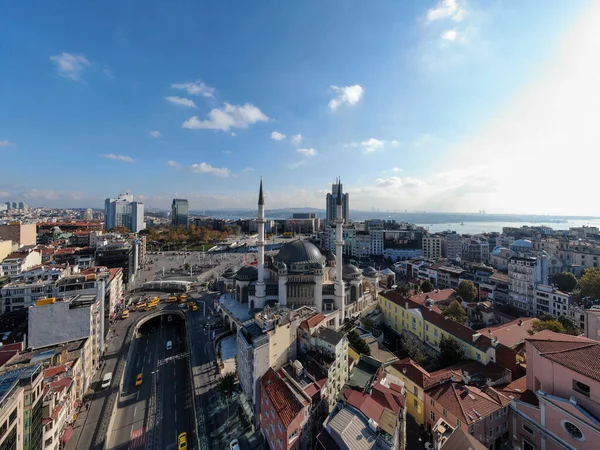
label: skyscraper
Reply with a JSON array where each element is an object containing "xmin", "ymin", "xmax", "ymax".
[
  {"xmin": 171, "ymin": 199, "xmax": 189, "ymax": 227},
  {"xmin": 325, "ymin": 181, "xmax": 350, "ymax": 224},
  {"xmin": 104, "ymin": 192, "xmax": 145, "ymax": 232}
]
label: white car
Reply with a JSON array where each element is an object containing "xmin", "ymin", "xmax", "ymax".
[{"xmin": 229, "ymin": 439, "xmax": 240, "ymax": 450}]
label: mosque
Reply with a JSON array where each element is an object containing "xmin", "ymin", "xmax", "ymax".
[{"xmin": 221, "ymin": 180, "xmax": 379, "ymax": 324}]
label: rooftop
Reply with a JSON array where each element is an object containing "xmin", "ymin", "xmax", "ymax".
[
  {"xmin": 526, "ymin": 331, "xmax": 600, "ymax": 383},
  {"xmin": 441, "ymin": 428, "xmax": 487, "ymax": 450},
  {"xmin": 0, "ymin": 364, "xmax": 42, "ymax": 406},
  {"xmin": 326, "ymin": 406, "xmax": 377, "ymax": 450},
  {"xmin": 315, "ymin": 327, "xmax": 345, "ymax": 346},
  {"xmin": 261, "ymin": 368, "xmax": 305, "ymax": 428},
  {"xmin": 485, "ymin": 317, "xmax": 536, "ymax": 348}
]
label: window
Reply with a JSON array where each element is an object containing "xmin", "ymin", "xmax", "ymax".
[
  {"xmin": 562, "ymin": 421, "xmax": 584, "ymax": 441},
  {"xmin": 289, "ymin": 429, "xmax": 299, "ymax": 442},
  {"xmin": 523, "ymin": 424, "xmax": 534, "ymax": 435},
  {"xmin": 430, "ymin": 411, "xmax": 436, "ymax": 421},
  {"xmin": 489, "ymin": 428, "xmax": 494, "ymax": 437},
  {"xmin": 573, "ymin": 380, "xmax": 591, "ymax": 397},
  {"xmin": 414, "ymin": 398, "xmax": 419, "ymax": 409},
  {"xmin": 9, "ymin": 409, "xmax": 16, "ymax": 424},
  {"xmin": 470, "ymin": 425, "xmax": 474, "ymax": 435},
  {"xmin": 413, "ymin": 386, "xmax": 418, "ymax": 396},
  {"xmin": 442, "ymin": 408, "xmax": 448, "ymax": 418},
  {"xmin": 456, "ymin": 419, "xmax": 461, "ymax": 428},
  {"xmin": 430, "ymin": 399, "xmax": 435, "ymax": 407}
]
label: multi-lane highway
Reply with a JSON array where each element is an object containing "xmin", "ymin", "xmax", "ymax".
[{"xmin": 108, "ymin": 310, "xmax": 193, "ymax": 450}]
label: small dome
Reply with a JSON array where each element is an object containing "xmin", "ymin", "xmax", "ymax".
[
  {"xmin": 326, "ymin": 251, "xmax": 337, "ymax": 262},
  {"xmin": 363, "ymin": 267, "xmax": 378, "ymax": 276},
  {"xmin": 491, "ymin": 246, "xmax": 508, "ymax": 257},
  {"xmin": 223, "ymin": 266, "xmax": 238, "ymax": 278},
  {"xmin": 510, "ymin": 239, "xmax": 533, "ymax": 251},
  {"xmin": 275, "ymin": 240, "xmax": 326, "ymax": 265},
  {"xmin": 343, "ymin": 264, "xmax": 362, "ymax": 278},
  {"xmin": 236, "ymin": 265, "xmax": 258, "ymax": 281}
]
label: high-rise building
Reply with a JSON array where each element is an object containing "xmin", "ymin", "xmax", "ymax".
[
  {"xmin": 104, "ymin": 192, "xmax": 145, "ymax": 232},
  {"xmin": 325, "ymin": 181, "xmax": 350, "ymax": 224},
  {"xmin": 171, "ymin": 199, "xmax": 189, "ymax": 227}
]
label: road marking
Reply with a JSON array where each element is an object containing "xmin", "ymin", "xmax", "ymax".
[
  {"xmin": 134, "ymin": 406, "xmax": 137, "ymax": 417},
  {"xmin": 175, "ymin": 410, "xmax": 177, "ymax": 423}
]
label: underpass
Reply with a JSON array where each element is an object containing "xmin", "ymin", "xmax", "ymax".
[{"xmin": 107, "ymin": 310, "xmax": 193, "ymax": 450}]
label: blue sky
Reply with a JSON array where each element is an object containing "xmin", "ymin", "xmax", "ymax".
[{"xmin": 1, "ymin": 0, "xmax": 598, "ymax": 215}]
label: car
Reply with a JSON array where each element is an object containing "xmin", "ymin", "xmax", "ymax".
[
  {"xmin": 166, "ymin": 341, "xmax": 173, "ymax": 351},
  {"xmin": 178, "ymin": 303, "xmax": 187, "ymax": 309},
  {"xmin": 135, "ymin": 373, "xmax": 143, "ymax": 387},
  {"xmin": 178, "ymin": 432, "xmax": 187, "ymax": 450},
  {"xmin": 101, "ymin": 372, "xmax": 113, "ymax": 389},
  {"xmin": 229, "ymin": 438, "xmax": 240, "ymax": 450}
]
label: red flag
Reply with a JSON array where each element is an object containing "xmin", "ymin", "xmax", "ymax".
[{"xmin": 292, "ymin": 220, "xmax": 296, "ymax": 225}]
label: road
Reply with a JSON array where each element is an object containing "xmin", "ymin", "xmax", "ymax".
[{"xmin": 108, "ymin": 310, "xmax": 193, "ymax": 450}]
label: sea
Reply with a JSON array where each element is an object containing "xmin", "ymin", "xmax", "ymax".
[{"xmin": 416, "ymin": 219, "xmax": 600, "ymax": 235}]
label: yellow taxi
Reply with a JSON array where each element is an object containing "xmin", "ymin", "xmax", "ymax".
[
  {"xmin": 191, "ymin": 305, "xmax": 198, "ymax": 312},
  {"xmin": 178, "ymin": 432, "xmax": 187, "ymax": 450},
  {"xmin": 135, "ymin": 373, "xmax": 143, "ymax": 387}
]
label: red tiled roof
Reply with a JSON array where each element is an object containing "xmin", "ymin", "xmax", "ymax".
[
  {"xmin": 391, "ymin": 358, "xmax": 433, "ymax": 388},
  {"xmin": 303, "ymin": 313, "xmax": 325, "ymax": 329},
  {"xmin": 44, "ymin": 365, "xmax": 68, "ymax": 379},
  {"xmin": 527, "ymin": 331, "xmax": 600, "ymax": 382},
  {"xmin": 371, "ymin": 382, "xmax": 406, "ymax": 414},
  {"xmin": 344, "ymin": 389, "xmax": 384, "ymax": 422},
  {"xmin": 497, "ymin": 376, "xmax": 538, "ymax": 405},
  {"xmin": 409, "ymin": 289, "xmax": 455, "ymax": 305},
  {"xmin": 485, "ymin": 318, "xmax": 536, "ymax": 348},
  {"xmin": 426, "ymin": 382, "xmax": 509, "ymax": 425},
  {"xmin": 48, "ymin": 377, "xmax": 73, "ymax": 393},
  {"xmin": 0, "ymin": 342, "xmax": 24, "ymax": 367},
  {"xmin": 261, "ymin": 368, "xmax": 304, "ymax": 428},
  {"xmin": 50, "ymin": 403, "xmax": 63, "ymax": 420},
  {"xmin": 109, "ymin": 268, "xmax": 122, "ymax": 281}
]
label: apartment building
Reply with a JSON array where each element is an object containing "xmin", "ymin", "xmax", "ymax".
[
  {"xmin": 259, "ymin": 366, "xmax": 314, "ymax": 450},
  {"xmin": 321, "ymin": 225, "xmax": 384, "ymax": 258},
  {"xmin": 534, "ymin": 284, "xmax": 573, "ymax": 318},
  {"xmin": 441, "ymin": 233, "xmax": 463, "ymax": 259},
  {"xmin": 0, "ymin": 222, "xmax": 37, "ymax": 247},
  {"xmin": 422, "ymin": 235, "xmax": 443, "ymax": 259},
  {"xmin": 508, "ymin": 256, "xmax": 546, "ymax": 315},
  {"xmin": 42, "ymin": 363, "xmax": 77, "ymax": 450},
  {"xmin": 1, "ymin": 250, "xmax": 42, "ymax": 277},
  {"xmin": 237, "ymin": 306, "xmax": 314, "ymax": 419},
  {"xmin": 28, "ymin": 295, "xmax": 102, "ymax": 386},
  {"xmin": 0, "ymin": 240, "xmax": 13, "ymax": 264},
  {"xmin": 511, "ymin": 331, "xmax": 600, "ymax": 450},
  {"xmin": 298, "ymin": 325, "xmax": 349, "ymax": 411},
  {"xmin": 0, "ymin": 364, "xmax": 44, "ymax": 450},
  {"xmin": 584, "ymin": 306, "xmax": 600, "ymax": 342},
  {"xmin": 462, "ymin": 237, "xmax": 490, "ymax": 263}
]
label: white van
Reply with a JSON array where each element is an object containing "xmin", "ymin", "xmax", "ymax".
[
  {"xmin": 166, "ymin": 341, "xmax": 173, "ymax": 351},
  {"xmin": 101, "ymin": 372, "xmax": 112, "ymax": 389}
]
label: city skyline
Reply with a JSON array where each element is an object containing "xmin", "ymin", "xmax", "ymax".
[{"xmin": 1, "ymin": 1, "xmax": 598, "ymax": 215}]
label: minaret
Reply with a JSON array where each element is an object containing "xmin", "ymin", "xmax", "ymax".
[
  {"xmin": 255, "ymin": 178, "xmax": 266, "ymax": 309},
  {"xmin": 334, "ymin": 178, "xmax": 345, "ymax": 324}
]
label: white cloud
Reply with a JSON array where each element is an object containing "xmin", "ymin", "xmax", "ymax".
[
  {"xmin": 328, "ymin": 85, "xmax": 364, "ymax": 110},
  {"xmin": 441, "ymin": 29, "xmax": 458, "ymax": 41},
  {"xmin": 347, "ymin": 138, "xmax": 398, "ymax": 154},
  {"xmin": 49, "ymin": 52, "xmax": 90, "ymax": 82},
  {"xmin": 426, "ymin": 0, "xmax": 465, "ymax": 22},
  {"xmin": 171, "ymin": 81, "xmax": 215, "ymax": 97},
  {"xmin": 188, "ymin": 162, "xmax": 230, "ymax": 177},
  {"xmin": 166, "ymin": 160, "xmax": 181, "ymax": 167},
  {"xmin": 222, "ymin": 150, "xmax": 232, "ymax": 154},
  {"xmin": 242, "ymin": 167, "xmax": 255, "ymax": 173},
  {"xmin": 0, "ymin": 191, "xmax": 9, "ymax": 197},
  {"xmin": 392, "ymin": 167, "xmax": 403, "ymax": 172},
  {"xmin": 271, "ymin": 131, "xmax": 286, "ymax": 141},
  {"xmin": 165, "ymin": 96, "xmax": 197, "ymax": 108},
  {"xmin": 231, "ymin": 132, "xmax": 237, "ymax": 137},
  {"xmin": 150, "ymin": 130, "xmax": 162, "ymax": 138},
  {"xmin": 21, "ymin": 189, "xmax": 63, "ymax": 201},
  {"xmin": 103, "ymin": 66, "xmax": 115, "ymax": 78},
  {"xmin": 296, "ymin": 148, "xmax": 317, "ymax": 157},
  {"xmin": 99, "ymin": 153, "xmax": 135, "ymax": 163},
  {"xmin": 182, "ymin": 103, "xmax": 269, "ymax": 132},
  {"xmin": 0, "ymin": 140, "xmax": 14, "ymax": 147},
  {"xmin": 291, "ymin": 134, "xmax": 302, "ymax": 145}
]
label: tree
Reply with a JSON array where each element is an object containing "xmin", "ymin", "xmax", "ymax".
[
  {"xmin": 456, "ymin": 280, "xmax": 478, "ymax": 303},
  {"xmin": 552, "ymin": 272, "xmax": 577, "ymax": 292},
  {"xmin": 184, "ymin": 262, "xmax": 190, "ymax": 271},
  {"xmin": 557, "ymin": 315, "xmax": 580, "ymax": 335},
  {"xmin": 402, "ymin": 338, "xmax": 427, "ymax": 366},
  {"xmin": 348, "ymin": 330, "xmax": 371, "ymax": 356},
  {"xmin": 396, "ymin": 284, "xmax": 412, "ymax": 297},
  {"xmin": 217, "ymin": 372, "xmax": 237, "ymax": 400},
  {"xmin": 421, "ymin": 280, "xmax": 434, "ymax": 293},
  {"xmin": 579, "ymin": 268, "xmax": 600, "ymax": 300},
  {"xmin": 529, "ymin": 319, "xmax": 566, "ymax": 335},
  {"xmin": 442, "ymin": 299, "xmax": 467, "ymax": 324},
  {"xmin": 438, "ymin": 335, "xmax": 465, "ymax": 367},
  {"xmin": 109, "ymin": 226, "xmax": 130, "ymax": 234},
  {"xmin": 362, "ymin": 318, "xmax": 374, "ymax": 331}
]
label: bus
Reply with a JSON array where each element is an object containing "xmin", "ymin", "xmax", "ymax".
[
  {"xmin": 121, "ymin": 310, "xmax": 130, "ymax": 319},
  {"xmin": 167, "ymin": 296, "xmax": 178, "ymax": 303}
]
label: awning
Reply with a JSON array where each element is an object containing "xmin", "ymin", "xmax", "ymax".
[{"xmin": 62, "ymin": 425, "xmax": 74, "ymax": 444}]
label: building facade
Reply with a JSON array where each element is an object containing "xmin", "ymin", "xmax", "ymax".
[
  {"xmin": 104, "ymin": 192, "xmax": 145, "ymax": 232},
  {"xmin": 171, "ymin": 198, "xmax": 189, "ymax": 227},
  {"xmin": 0, "ymin": 223, "xmax": 37, "ymax": 247},
  {"xmin": 422, "ymin": 235, "xmax": 443, "ymax": 259},
  {"xmin": 325, "ymin": 182, "xmax": 349, "ymax": 224}
]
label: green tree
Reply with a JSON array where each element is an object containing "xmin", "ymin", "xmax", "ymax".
[
  {"xmin": 402, "ymin": 338, "xmax": 427, "ymax": 366},
  {"xmin": 552, "ymin": 272, "xmax": 578, "ymax": 292},
  {"xmin": 217, "ymin": 372, "xmax": 237, "ymax": 400},
  {"xmin": 456, "ymin": 280, "xmax": 478, "ymax": 303},
  {"xmin": 438, "ymin": 335, "xmax": 465, "ymax": 367},
  {"xmin": 362, "ymin": 318, "xmax": 374, "ymax": 331},
  {"xmin": 348, "ymin": 330, "xmax": 371, "ymax": 356},
  {"xmin": 396, "ymin": 284, "xmax": 412, "ymax": 297},
  {"xmin": 557, "ymin": 315, "xmax": 580, "ymax": 335},
  {"xmin": 528, "ymin": 319, "xmax": 566, "ymax": 335},
  {"xmin": 579, "ymin": 268, "xmax": 600, "ymax": 300},
  {"xmin": 184, "ymin": 262, "xmax": 190, "ymax": 271},
  {"xmin": 421, "ymin": 280, "xmax": 434, "ymax": 293},
  {"xmin": 442, "ymin": 299, "xmax": 468, "ymax": 324}
]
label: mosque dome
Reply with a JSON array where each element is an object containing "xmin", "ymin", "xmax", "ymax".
[
  {"xmin": 343, "ymin": 264, "xmax": 362, "ymax": 278},
  {"xmin": 236, "ymin": 266, "xmax": 258, "ymax": 281},
  {"xmin": 275, "ymin": 240, "xmax": 326, "ymax": 266}
]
